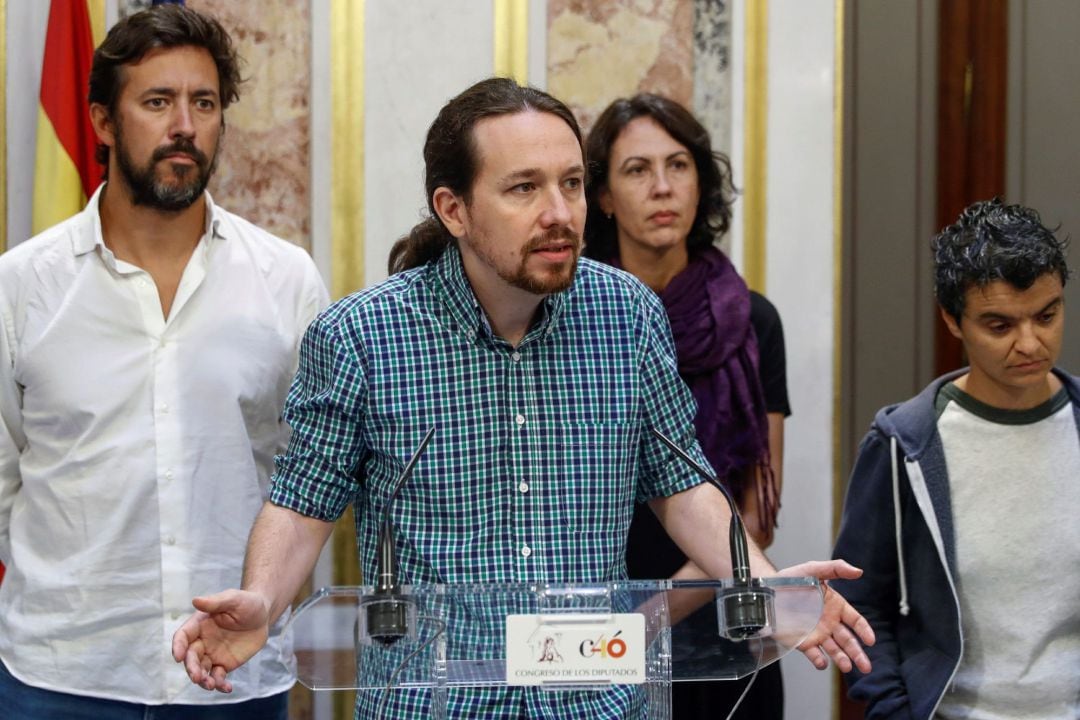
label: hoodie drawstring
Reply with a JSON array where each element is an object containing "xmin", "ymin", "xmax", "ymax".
[{"xmin": 891, "ymin": 436, "xmax": 911, "ymax": 617}]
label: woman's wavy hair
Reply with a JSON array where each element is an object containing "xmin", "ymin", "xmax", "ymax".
[
  {"xmin": 88, "ymin": 3, "xmax": 243, "ymax": 170},
  {"xmin": 388, "ymin": 78, "xmax": 584, "ymax": 274},
  {"xmin": 583, "ymin": 93, "xmax": 736, "ymax": 262}
]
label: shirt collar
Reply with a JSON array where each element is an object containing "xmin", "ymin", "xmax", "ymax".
[
  {"xmin": 428, "ymin": 243, "xmax": 568, "ymax": 346},
  {"xmin": 203, "ymin": 191, "xmax": 226, "ymax": 240},
  {"xmin": 73, "ymin": 183, "xmax": 225, "ymax": 258}
]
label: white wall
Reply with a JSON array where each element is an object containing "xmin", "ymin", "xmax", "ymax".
[
  {"xmin": 362, "ymin": 2, "xmax": 492, "ymax": 288},
  {"xmin": 362, "ymin": 1, "xmax": 548, "ymax": 288},
  {"xmin": 748, "ymin": 2, "xmax": 839, "ymax": 719}
]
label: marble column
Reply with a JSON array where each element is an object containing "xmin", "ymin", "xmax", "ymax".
[
  {"xmin": 189, "ymin": 0, "xmax": 311, "ymax": 251},
  {"xmin": 121, "ymin": 0, "xmax": 313, "ymax": 252}
]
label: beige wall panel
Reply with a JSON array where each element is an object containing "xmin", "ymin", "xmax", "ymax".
[
  {"xmin": 841, "ymin": 0, "xmax": 937, "ymax": 476},
  {"xmin": 547, "ymin": 0, "xmax": 692, "ymax": 130}
]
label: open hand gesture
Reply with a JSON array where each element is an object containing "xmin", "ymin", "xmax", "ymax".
[
  {"xmin": 170, "ymin": 589, "xmax": 272, "ymax": 693},
  {"xmin": 777, "ymin": 560, "xmax": 875, "ymax": 673}
]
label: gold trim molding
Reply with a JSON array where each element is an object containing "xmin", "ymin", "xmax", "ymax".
[
  {"xmin": 331, "ymin": 0, "xmax": 365, "ymax": 299},
  {"xmin": 831, "ymin": 1, "xmax": 847, "ymax": 715},
  {"xmin": 831, "ymin": 0, "xmax": 847, "ymax": 536},
  {"xmin": 88, "ymin": 0, "xmax": 105, "ymax": 46},
  {"xmin": 493, "ymin": 0, "xmax": 528, "ymax": 82},
  {"xmin": 829, "ymin": 0, "xmax": 846, "ymax": 539},
  {"xmin": 742, "ymin": 0, "xmax": 768, "ymax": 292}
]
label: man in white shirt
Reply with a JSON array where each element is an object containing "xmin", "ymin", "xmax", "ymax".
[{"xmin": 0, "ymin": 5, "xmax": 327, "ymax": 719}]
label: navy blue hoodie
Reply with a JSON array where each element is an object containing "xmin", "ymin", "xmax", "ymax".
[{"xmin": 831, "ymin": 368, "xmax": 1080, "ymax": 719}]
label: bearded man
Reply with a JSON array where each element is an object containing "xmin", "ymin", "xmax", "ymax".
[
  {"xmin": 0, "ymin": 6, "xmax": 327, "ymax": 718},
  {"xmin": 173, "ymin": 77, "xmax": 874, "ymax": 719}
]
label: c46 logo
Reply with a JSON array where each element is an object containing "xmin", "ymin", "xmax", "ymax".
[{"xmin": 579, "ymin": 629, "xmax": 627, "ymax": 659}]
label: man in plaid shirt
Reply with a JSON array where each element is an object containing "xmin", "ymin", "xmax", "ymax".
[{"xmin": 173, "ymin": 78, "xmax": 874, "ymax": 718}]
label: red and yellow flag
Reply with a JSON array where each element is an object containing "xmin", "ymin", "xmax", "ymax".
[{"xmin": 31, "ymin": 0, "xmax": 106, "ymax": 234}]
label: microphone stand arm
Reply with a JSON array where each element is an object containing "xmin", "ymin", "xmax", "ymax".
[
  {"xmin": 649, "ymin": 427, "xmax": 773, "ymax": 640},
  {"xmin": 649, "ymin": 428, "xmax": 752, "ymax": 586}
]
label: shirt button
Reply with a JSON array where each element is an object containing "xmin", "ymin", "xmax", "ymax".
[
  {"xmin": 165, "ymin": 536, "xmax": 176, "ymax": 546},
  {"xmin": 518, "ymin": 481, "xmax": 529, "ymax": 493},
  {"xmin": 515, "ymin": 414, "xmax": 525, "ymax": 426},
  {"xmin": 160, "ymin": 403, "xmax": 170, "ymax": 414},
  {"xmin": 171, "ymin": 611, "xmax": 181, "ymax": 620},
  {"xmin": 511, "ymin": 352, "xmax": 521, "ymax": 362},
  {"xmin": 164, "ymin": 469, "xmax": 174, "ymax": 481},
  {"xmin": 521, "ymin": 545, "xmax": 532, "ymax": 558}
]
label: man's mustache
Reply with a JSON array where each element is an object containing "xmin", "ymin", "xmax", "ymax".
[
  {"xmin": 523, "ymin": 227, "xmax": 581, "ymax": 254},
  {"xmin": 152, "ymin": 140, "xmax": 209, "ymax": 167}
]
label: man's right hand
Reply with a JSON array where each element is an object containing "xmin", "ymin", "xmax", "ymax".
[{"xmin": 171, "ymin": 589, "xmax": 272, "ymax": 693}]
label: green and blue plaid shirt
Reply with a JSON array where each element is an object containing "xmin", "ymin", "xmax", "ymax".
[{"xmin": 271, "ymin": 244, "xmax": 709, "ymax": 717}]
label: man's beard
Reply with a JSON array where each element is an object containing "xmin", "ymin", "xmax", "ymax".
[
  {"xmin": 115, "ymin": 128, "xmax": 218, "ymax": 212},
  {"xmin": 501, "ymin": 227, "xmax": 581, "ymax": 295}
]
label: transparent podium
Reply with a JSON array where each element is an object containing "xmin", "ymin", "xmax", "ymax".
[{"xmin": 286, "ymin": 577, "xmax": 823, "ymax": 718}]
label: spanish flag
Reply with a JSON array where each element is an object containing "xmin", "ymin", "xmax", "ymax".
[{"xmin": 31, "ymin": 0, "xmax": 106, "ymax": 235}]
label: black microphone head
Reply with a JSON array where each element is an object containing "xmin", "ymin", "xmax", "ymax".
[
  {"xmin": 363, "ymin": 598, "xmax": 413, "ymax": 646},
  {"xmin": 375, "ymin": 521, "xmax": 398, "ymax": 594},
  {"xmin": 717, "ymin": 583, "xmax": 775, "ymax": 641}
]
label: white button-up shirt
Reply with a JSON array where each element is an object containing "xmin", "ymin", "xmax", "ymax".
[{"xmin": 0, "ymin": 186, "xmax": 328, "ymax": 704}]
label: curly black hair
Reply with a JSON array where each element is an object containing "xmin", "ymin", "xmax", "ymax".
[{"xmin": 932, "ymin": 198, "xmax": 1070, "ymax": 322}]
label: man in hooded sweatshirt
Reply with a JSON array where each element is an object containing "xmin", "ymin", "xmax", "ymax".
[{"xmin": 832, "ymin": 197, "xmax": 1079, "ymax": 720}]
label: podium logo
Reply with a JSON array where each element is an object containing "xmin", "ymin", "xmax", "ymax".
[
  {"xmin": 537, "ymin": 635, "xmax": 564, "ymax": 663},
  {"xmin": 578, "ymin": 629, "xmax": 627, "ymax": 659}
]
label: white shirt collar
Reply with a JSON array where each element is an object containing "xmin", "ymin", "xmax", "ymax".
[{"xmin": 73, "ymin": 183, "xmax": 226, "ymax": 259}]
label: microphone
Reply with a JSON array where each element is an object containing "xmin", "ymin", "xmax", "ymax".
[
  {"xmin": 363, "ymin": 426, "xmax": 435, "ymax": 646},
  {"xmin": 649, "ymin": 427, "xmax": 774, "ymax": 640}
]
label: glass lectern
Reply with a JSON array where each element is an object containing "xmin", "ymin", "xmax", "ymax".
[{"xmin": 286, "ymin": 577, "xmax": 823, "ymax": 719}]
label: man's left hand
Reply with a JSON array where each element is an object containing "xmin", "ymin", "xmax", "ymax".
[{"xmin": 776, "ymin": 559, "xmax": 875, "ymax": 673}]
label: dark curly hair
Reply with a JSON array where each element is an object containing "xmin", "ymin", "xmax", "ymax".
[
  {"xmin": 933, "ymin": 198, "xmax": 1070, "ymax": 322},
  {"xmin": 388, "ymin": 77, "xmax": 584, "ymax": 274},
  {"xmin": 582, "ymin": 93, "xmax": 736, "ymax": 262},
  {"xmin": 88, "ymin": 3, "xmax": 244, "ymax": 169}
]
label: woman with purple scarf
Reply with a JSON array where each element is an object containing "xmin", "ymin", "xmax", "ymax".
[{"xmin": 584, "ymin": 93, "xmax": 790, "ymax": 720}]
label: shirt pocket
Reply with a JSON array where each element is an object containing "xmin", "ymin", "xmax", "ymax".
[{"xmin": 550, "ymin": 421, "xmax": 637, "ymax": 537}]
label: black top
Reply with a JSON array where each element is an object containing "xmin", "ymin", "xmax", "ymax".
[
  {"xmin": 625, "ymin": 290, "xmax": 790, "ymax": 579},
  {"xmin": 750, "ymin": 290, "xmax": 791, "ymax": 417}
]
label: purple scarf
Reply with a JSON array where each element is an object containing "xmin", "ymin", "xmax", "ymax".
[{"xmin": 658, "ymin": 247, "xmax": 778, "ymax": 530}]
